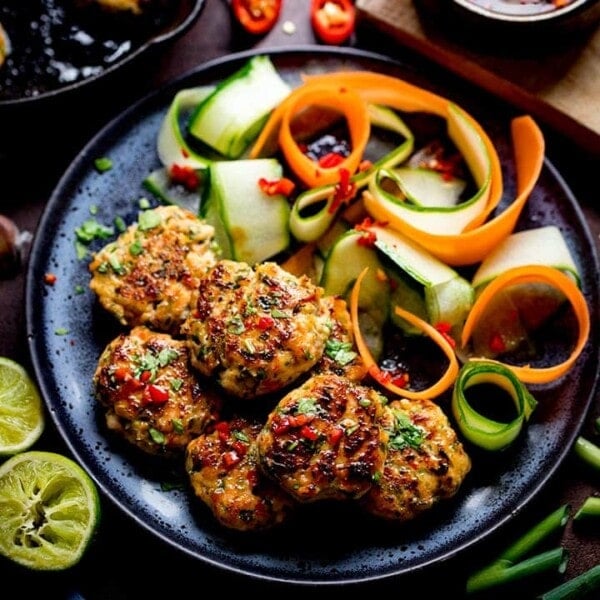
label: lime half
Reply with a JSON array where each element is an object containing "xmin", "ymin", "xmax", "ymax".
[
  {"xmin": 0, "ymin": 451, "xmax": 101, "ymax": 570},
  {"xmin": 0, "ymin": 357, "xmax": 45, "ymax": 456}
]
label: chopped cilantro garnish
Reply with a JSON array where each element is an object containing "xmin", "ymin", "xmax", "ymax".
[
  {"xmin": 389, "ymin": 410, "xmax": 424, "ymax": 451},
  {"xmin": 325, "ymin": 339, "xmax": 357, "ymax": 366},
  {"xmin": 75, "ymin": 218, "xmax": 115, "ymax": 244}
]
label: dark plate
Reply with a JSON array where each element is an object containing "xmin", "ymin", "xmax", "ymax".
[
  {"xmin": 25, "ymin": 47, "xmax": 600, "ymax": 585},
  {"xmin": 0, "ymin": 0, "xmax": 205, "ymax": 107}
]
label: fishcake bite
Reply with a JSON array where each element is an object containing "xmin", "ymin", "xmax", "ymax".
[
  {"xmin": 93, "ymin": 325, "xmax": 222, "ymax": 457},
  {"xmin": 257, "ymin": 373, "xmax": 388, "ymax": 502},
  {"xmin": 360, "ymin": 397, "xmax": 471, "ymax": 521},
  {"xmin": 185, "ymin": 415, "xmax": 296, "ymax": 531},
  {"xmin": 89, "ymin": 205, "xmax": 217, "ymax": 334},
  {"xmin": 182, "ymin": 259, "xmax": 332, "ymax": 399}
]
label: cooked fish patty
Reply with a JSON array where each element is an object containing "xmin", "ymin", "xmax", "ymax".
[
  {"xmin": 185, "ymin": 415, "xmax": 296, "ymax": 531},
  {"xmin": 89, "ymin": 205, "xmax": 217, "ymax": 334},
  {"xmin": 182, "ymin": 259, "xmax": 332, "ymax": 399},
  {"xmin": 257, "ymin": 373, "xmax": 388, "ymax": 503},
  {"xmin": 311, "ymin": 296, "xmax": 367, "ymax": 383},
  {"xmin": 360, "ymin": 397, "xmax": 471, "ymax": 521},
  {"xmin": 93, "ymin": 325, "xmax": 222, "ymax": 457}
]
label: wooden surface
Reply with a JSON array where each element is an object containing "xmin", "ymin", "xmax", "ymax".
[{"xmin": 356, "ymin": 0, "xmax": 600, "ymax": 154}]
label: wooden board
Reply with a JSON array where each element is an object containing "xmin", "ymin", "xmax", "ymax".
[{"xmin": 356, "ymin": 0, "xmax": 600, "ymax": 154}]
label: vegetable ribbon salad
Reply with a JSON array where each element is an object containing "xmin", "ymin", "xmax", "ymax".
[{"xmin": 84, "ymin": 55, "xmax": 591, "ymax": 533}]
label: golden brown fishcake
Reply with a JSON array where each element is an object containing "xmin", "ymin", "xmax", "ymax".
[
  {"xmin": 360, "ymin": 397, "xmax": 471, "ymax": 521},
  {"xmin": 89, "ymin": 205, "xmax": 217, "ymax": 334},
  {"xmin": 93, "ymin": 325, "xmax": 222, "ymax": 457},
  {"xmin": 182, "ymin": 259, "xmax": 332, "ymax": 399},
  {"xmin": 256, "ymin": 373, "xmax": 389, "ymax": 503},
  {"xmin": 185, "ymin": 415, "xmax": 296, "ymax": 531}
]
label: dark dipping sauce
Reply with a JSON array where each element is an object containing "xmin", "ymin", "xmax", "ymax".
[
  {"xmin": 463, "ymin": 382, "xmax": 518, "ymax": 423},
  {"xmin": 0, "ymin": 0, "xmax": 180, "ymax": 101}
]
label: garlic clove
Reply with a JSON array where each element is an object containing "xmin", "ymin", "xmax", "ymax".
[{"xmin": 0, "ymin": 215, "xmax": 22, "ymax": 277}]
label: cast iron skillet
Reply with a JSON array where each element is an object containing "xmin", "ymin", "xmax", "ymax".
[
  {"xmin": 0, "ymin": 0, "xmax": 205, "ymax": 107},
  {"xmin": 25, "ymin": 47, "xmax": 600, "ymax": 586}
]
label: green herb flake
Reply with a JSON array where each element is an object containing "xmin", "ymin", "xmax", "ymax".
[
  {"xmin": 108, "ymin": 254, "xmax": 125, "ymax": 275},
  {"xmin": 171, "ymin": 419, "xmax": 184, "ymax": 434},
  {"xmin": 75, "ymin": 218, "xmax": 114, "ymax": 244},
  {"xmin": 149, "ymin": 428, "xmax": 166, "ymax": 445},
  {"xmin": 54, "ymin": 328, "xmax": 69, "ymax": 336},
  {"xmin": 296, "ymin": 397, "xmax": 319, "ymax": 416},
  {"xmin": 74, "ymin": 284, "xmax": 86, "ymax": 295},
  {"xmin": 138, "ymin": 209, "xmax": 161, "ymax": 231},
  {"xmin": 94, "ymin": 157, "xmax": 113, "ymax": 173},
  {"xmin": 75, "ymin": 240, "xmax": 89, "ymax": 261},
  {"xmin": 389, "ymin": 410, "xmax": 424, "ymax": 451},
  {"xmin": 158, "ymin": 348, "xmax": 179, "ymax": 367},
  {"xmin": 89, "ymin": 205, "xmax": 98, "ymax": 215},
  {"xmin": 325, "ymin": 339, "xmax": 357, "ymax": 366},
  {"xmin": 114, "ymin": 215, "xmax": 127, "ymax": 233},
  {"xmin": 160, "ymin": 480, "xmax": 186, "ymax": 492},
  {"xmin": 170, "ymin": 378, "xmax": 184, "ymax": 392},
  {"xmin": 232, "ymin": 430, "xmax": 250, "ymax": 444},
  {"xmin": 138, "ymin": 197, "xmax": 151, "ymax": 210},
  {"xmin": 129, "ymin": 239, "xmax": 144, "ymax": 256},
  {"xmin": 227, "ymin": 315, "xmax": 245, "ymax": 334}
]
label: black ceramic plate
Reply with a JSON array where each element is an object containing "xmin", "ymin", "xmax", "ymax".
[
  {"xmin": 0, "ymin": 0, "xmax": 205, "ymax": 107},
  {"xmin": 26, "ymin": 47, "xmax": 600, "ymax": 585}
]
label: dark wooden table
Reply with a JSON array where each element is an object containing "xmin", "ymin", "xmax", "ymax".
[{"xmin": 1, "ymin": 1, "xmax": 598, "ymax": 597}]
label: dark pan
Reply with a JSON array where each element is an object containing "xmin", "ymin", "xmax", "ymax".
[{"xmin": 0, "ymin": 0, "xmax": 205, "ymax": 108}]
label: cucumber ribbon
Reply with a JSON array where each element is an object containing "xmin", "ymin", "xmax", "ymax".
[
  {"xmin": 157, "ymin": 86, "xmax": 216, "ymax": 169},
  {"xmin": 451, "ymin": 360, "xmax": 538, "ymax": 451},
  {"xmin": 288, "ymin": 104, "xmax": 414, "ymax": 242}
]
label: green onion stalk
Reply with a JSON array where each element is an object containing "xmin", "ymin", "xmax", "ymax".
[
  {"xmin": 466, "ymin": 504, "xmax": 570, "ymax": 594},
  {"xmin": 574, "ymin": 496, "xmax": 600, "ymax": 521},
  {"xmin": 537, "ymin": 564, "xmax": 600, "ymax": 600},
  {"xmin": 574, "ymin": 436, "xmax": 600, "ymax": 471}
]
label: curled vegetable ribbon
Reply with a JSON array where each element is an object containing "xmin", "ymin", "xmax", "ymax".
[
  {"xmin": 350, "ymin": 267, "xmax": 459, "ymax": 400},
  {"xmin": 365, "ymin": 113, "xmax": 544, "ymax": 266},
  {"xmin": 301, "ymin": 73, "xmax": 544, "ymax": 267},
  {"xmin": 451, "ymin": 360, "xmax": 538, "ymax": 451},
  {"xmin": 277, "ymin": 83, "xmax": 371, "ymax": 188},
  {"xmin": 461, "ymin": 265, "xmax": 591, "ymax": 384}
]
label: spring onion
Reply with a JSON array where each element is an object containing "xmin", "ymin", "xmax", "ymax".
[
  {"xmin": 574, "ymin": 496, "xmax": 600, "ymax": 521},
  {"xmin": 574, "ymin": 436, "xmax": 600, "ymax": 472},
  {"xmin": 466, "ymin": 504, "xmax": 570, "ymax": 594},
  {"xmin": 537, "ymin": 564, "xmax": 600, "ymax": 600}
]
